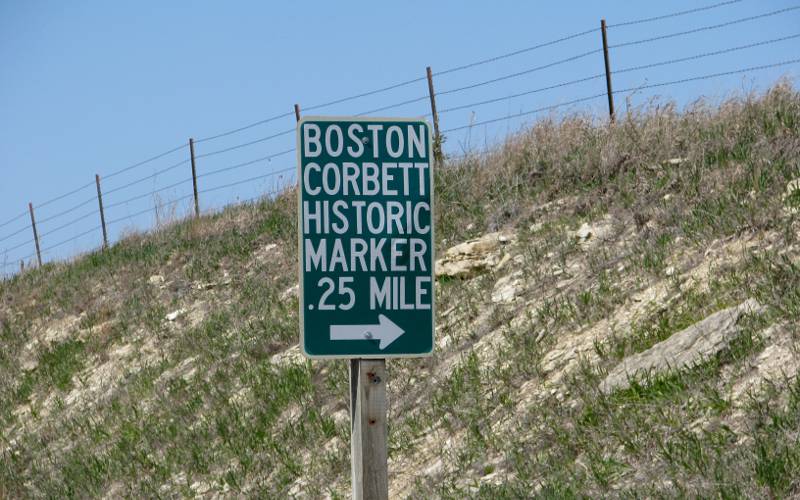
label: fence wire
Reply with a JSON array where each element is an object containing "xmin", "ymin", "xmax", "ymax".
[
  {"xmin": 610, "ymin": 6, "xmax": 800, "ymax": 49},
  {"xmin": 608, "ymin": 0, "xmax": 744, "ymax": 28},
  {"xmin": 443, "ymin": 58, "xmax": 800, "ymax": 133},
  {"xmin": 3, "ymin": 0, "xmax": 797, "ymax": 273}
]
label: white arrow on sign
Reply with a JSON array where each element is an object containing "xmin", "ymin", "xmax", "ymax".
[{"xmin": 329, "ymin": 314, "xmax": 405, "ymax": 350}]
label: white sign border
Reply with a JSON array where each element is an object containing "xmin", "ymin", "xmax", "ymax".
[{"xmin": 296, "ymin": 115, "xmax": 436, "ymax": 360}]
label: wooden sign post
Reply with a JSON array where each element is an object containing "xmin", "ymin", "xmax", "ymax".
[
  {"xmin": 296, "ymin": 117, "xmax": 435, "ymax": 498},
  {"xmin": 350, "ymin": 359, "xmax": 388, "ymax": 500}
]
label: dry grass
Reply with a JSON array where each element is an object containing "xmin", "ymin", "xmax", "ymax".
[{"xmin": 0, "ymin": 82, "xmax": 799, "ymax": 498}]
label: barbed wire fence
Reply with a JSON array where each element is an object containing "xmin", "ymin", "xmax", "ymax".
[{"xmin": 2, "ymin": 0, "xmax": 799, "ymax": 277}]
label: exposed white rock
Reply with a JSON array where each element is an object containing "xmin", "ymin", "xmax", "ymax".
[
  {"xmin": 271, "ymin": 345, "xmax": 305, "ymax": 367},
  {"xmin": 19, "ymin": 350, "xmax": 39, "ymax": 371},
  {"xmin": 323, "ymin": 436, "xmax": 344, "ymax": 455},
  {"xmin": 287, "ymin": 478, "xmax": 308, "ymax": 498},
  {"xmin": 159, "ymin": 472, "xmax": 187, "ymax": 495},
  {"xmin": 148, "ymin": 275, "xmax": 165, "ymax": 285},
  {"xmin": 423, "ymin": 458, "xmax": 444, "ymax": 477},
  {"xmin": 540, "ymin": 280, "xmax": 679, "ymax": 388},
  {"xmin": 61, "ymin": 342, "xmax": 143, "ymax": 410},
  {"xmin": 165, "ymin": 309, "xmax": 186, "ymax": 322},
  {"xmin": 252, "ymin": 243, "xmax": 279, "ymax": 265},
  {"xmin": 681, "ymin": 234, "xmax": 772, "ymax": 293},
  {"xmin": 783, "ymin": 178, "xmax": 800, "ymax": 215},
  {"xmin": 332, "ymin": 409, "xmax": 349, "ymax": 428},
  {"xmin": 471, "ymin": 325, "xmax": 511, "ymax": 365},
  {"xmin": 570, "ymin": 216, "xmax": 614, "ymax": 249},
  {"xmin": 600, "ymin": 299, "xmax": 765, "ymax": 393},
  {"xmin": 190, "ymin": 481, "xmax": 212, "ymax": 495},
  {"xmin": 228, "ymin": 386, "xmax": 252, "ymax": 407},
  {"xmin": 184, "ymin": 301, "xmax": 208, "ymax": 328},
  {"xmin": 435, "ymin": 231, "xmax": 516, "ymax": 279},
  {"xmin": 169, "ymin": 356, "xmax": 198, "ymax": 383},
  {"xmin": 42, "ymin": 314, "xmax": 83, "ymax": 345},
  {"xmin": 435, "ymin": 330, "xmax": 453, "ymax": 351},
  {"xmin": 17, "ymin": 314, "xmax": 84, "ymax": 371},
  {"xmin": 192, "ymin": 271, "xmax": 233, "ymax": 290},
  {"xmin": 491, "ymin": 271, "xmax": 524, "ymax": 303},
  {"xmin": 730, "ymin": 324, "xmax": 799, "ymax": 404},
  {"xmin": 193, "ymin": 281, "xmax": 216, "ymax": 290},
  {"xmin": 575, "ymin": 223, "xmax": 593, "ymax": 241},
  {"xmin": 280, "ymin": 284, "xmax": 299, "ymax": 301}
]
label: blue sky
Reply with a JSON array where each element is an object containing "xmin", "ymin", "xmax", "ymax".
[{"xmin": 1, "ymin": 1, "xmax": 798, "ymax": 270}]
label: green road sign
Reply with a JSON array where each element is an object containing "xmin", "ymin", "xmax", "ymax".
[{"xmin": 297, "ymin": 117, "xmax": 435, "ymax": 359}]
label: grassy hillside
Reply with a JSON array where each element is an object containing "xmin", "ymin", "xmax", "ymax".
[{"xmin": 2, "ymin": 82, "xmax": 800, "ymax": 498}]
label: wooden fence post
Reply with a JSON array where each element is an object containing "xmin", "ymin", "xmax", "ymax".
[
  {"xmin": 95, "ymin": 174, "xmax": 109, "ymax": 249},
  {"xmin": 189, "ymin": 138, "xmax": 200, "ymax": 217},
  {"xmin": 294, "ymin": 104, "xmax": 301, "ymax": 123},
  {"xmin": 425, "ymin": 67, "xmax": 442, "ymax": 164},
  {"xmin": 600, "ymin": 19, "xmax": 615, "ymax": 122},
  {"xmin": 350, "ymin": 359, "xmax": 388, "ymax": 500},
  {"xmin": 28, "ymin": 203, "xmax": 42, "ymax": 267}
]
